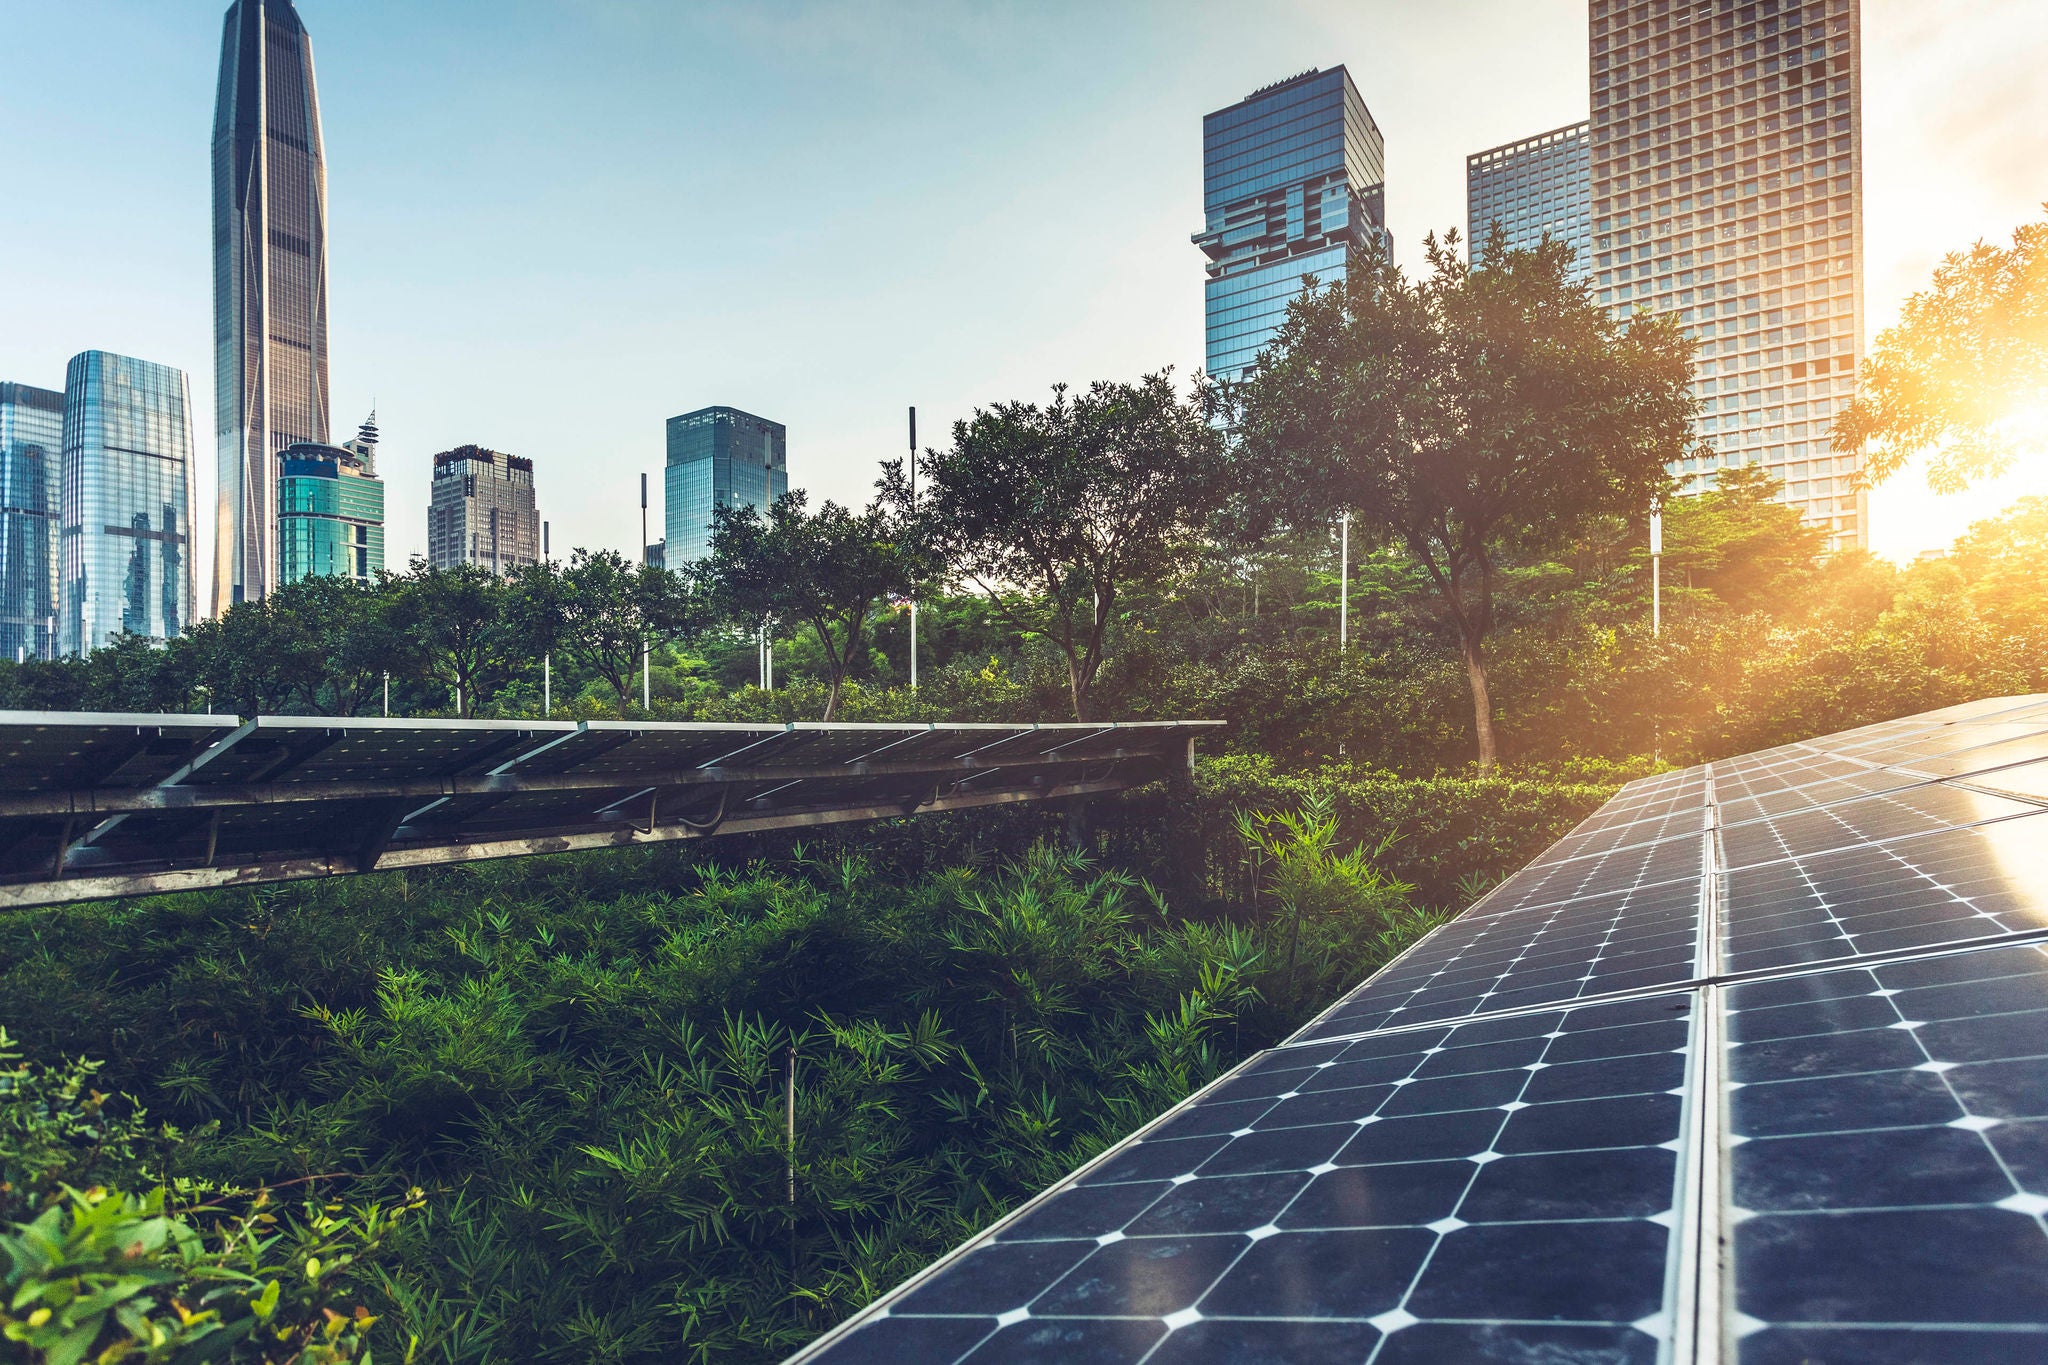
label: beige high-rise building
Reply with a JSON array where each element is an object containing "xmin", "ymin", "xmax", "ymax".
[
  {"xmin": 427, "ymin": 446, "xmax": 539, "ymax": 576},
  {"xmin": 1589, "ymin": 0, "xmax": 1865, "ymax": 550}
]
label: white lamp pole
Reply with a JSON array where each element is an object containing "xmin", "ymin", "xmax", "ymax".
[
  {"xmin": 1650, "ymin": 504, "xmax": 1664, "ymax": 638},
  {"xmin": 640, "ymin": 475, "xmax": 651, "ymax": 710},
  {"xmin": 1338, "ymin": 511, "xmax": 1350, "ymax": 654},
  {"xmin": 542, "ymin": 520, "xmax": 552, "ymax": 716},
  {"xmin": 908, "ymin": 405, "xmax": 918, "ymax": 691}
]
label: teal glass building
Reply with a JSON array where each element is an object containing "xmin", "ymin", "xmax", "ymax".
[
  {"xmin": 0, "ymin": 382, "xmax": 64, "ymax": 662},
  {"xmin": 59, "ymin": 352, "xmax": 197, "ymax": 656},
  {"xmin": 1193, "ymin": 67, "xmax": 1390, "ymax": 381},
  {"xmin": 664, "ymin": 406, "xmax": 788, "ymax": 562},
  {"xmin": 278, "ymin": 441, "xmax": 384, "ymax": 584}
]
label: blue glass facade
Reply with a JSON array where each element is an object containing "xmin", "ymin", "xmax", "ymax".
[
  {"xmin": 664, "ymin": 407, "xmax": 788, "ymax": 562},
  {"xmin": 59, "ymin": 353, "xmax": 197, "ymax": 656},
  {"xmin": 278, "ymin": 441, "xmax": 384, "ymax": 584},
  {"xmin": 1193, "ymin": 67, "xmax": 1389, "ymax": 381},
  {"xmin": 213, "ymin": 0, "xmax": 330, "ymax": 610},
  {"xmin": 0, "ymin": 382, "xmax": 64, "ymax": 662},
  {"xmin": 1467, "ymin": 122, "xmax": 1592, "ymax": 274}
]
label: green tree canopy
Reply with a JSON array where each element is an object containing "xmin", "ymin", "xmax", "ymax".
[
  {"xmin": 901, "ymin": 371, "xmax": 1226, "ymax": 721},
  {"xmin": 516, "ymin": 549, "xmax": 703, "ymax": 712},
  {"xmin": 1231, "ymin": 230, "xmax": 1698, "ymax": 765},
  {"xmin": 385, "ymin": 560, "xmax": 523, "ymax": 718},
  {"xmin": 1833, "ymin": 209, "xmax": 2048, "ymax": 491},
  {"xmin": 706, "ymin": 493, "xmax": 915, "ymax": 720}
]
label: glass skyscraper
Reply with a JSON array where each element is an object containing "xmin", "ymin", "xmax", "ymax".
[
  {"xmin": 59, "ymin": 352, "xmax": 197, "ymax": 656},
  {"xmin": 1590, "ymin": 0, "xmax": 1865, "ymax": 550},
  {"xmin": 212, "ymin": 0, "xmax": 330, "ymax": 611},
  {"xmin": 1467, "ymin": 122, "xmax": 1593, "ymax": 273},
  {"xmin": 0, "ymin": 382, "xmax": 64, "ymax": 662},
  {"xmin": 1193, "ymin": 67, "xmax": 1390, "ymax": 382},
  {"xmin": 664, "ymin": 407, "xmax": 788, "ymax": 563},
  {"xmin": 428, "ymin": 446, "xmax": 540, "ymax": 575},
  {"xmin": 278, "ymin": 428, "xmax": 384, "ymax": 586}
]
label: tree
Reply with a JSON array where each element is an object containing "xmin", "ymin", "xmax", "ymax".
[
  {"xmin": 1833, "ymin": 209, "xmax": 2048, "ymax": 491},
  {"xmin": 1232, "ymin": 230, "xmax": 1698, "ymax": 766},
  {"xmin": 902, "ymin": 371, "xmax": 1226, "ymax": 721},
  {"xmin": 706, "ymin": 493, "xmax": 913, "ymax": 721},
  {"xmin": 1655, "ymin": 464, "xmax": 1826, "ymax": 615},
  {"xmin": 518, "ymin": 549, "xmax": 702, "ymax": 712},
  {"xmin": 386, "ymin": 561, "xmax": 523, "ymax": 717}
]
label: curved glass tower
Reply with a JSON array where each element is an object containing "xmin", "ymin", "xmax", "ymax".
[
  {"xmin": 212, "ymin": 0, "xmax": 329, "ymax": 612},
  {"xmin": 59, "ymin": 353, "xmax": 197, "ymax": 656}
]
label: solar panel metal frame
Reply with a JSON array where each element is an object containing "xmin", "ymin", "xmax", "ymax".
[
  {"xmin": 0, "ymin": 712, "xmax": 1221, "ymax": 909},
  {"xmin": 789, "ymin": 696, "xmax": 2048, "ymax": 1365}
]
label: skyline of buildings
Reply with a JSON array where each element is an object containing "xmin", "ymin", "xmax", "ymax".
[
  {"xmin": 1588, "ymin": 0, "xmax": 1866, "ymax": 549},
  {"xmin": 59, "ymin": 352, "xmax": 199, "ymax": 656},
  {"xmin": 212, "ymin": 0, "xmax": 332, "ymax": 611},
  {"xmin": 1466, "ymin": 121, "xmax": 1594, "ymax": 271},
  {"xmin": 6, "ymin": 5, "xmax": 1879, "ymax": 662},
  {"xmin": 428, "ymin": 444, "xmax": 540, "ymax": 575},
  {"xmin": 664, "ymin": 406, "xmax": 788, "ymax": 563},
  {"xmin": 0, "ymin": 383, "xmax": 64, "ymax": 663},
  {"xmin": 1194, "ymin": 66, "xmax": 1391, "ymax": 382}
]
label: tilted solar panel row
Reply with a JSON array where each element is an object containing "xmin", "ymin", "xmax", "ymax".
[
  {"xmin": 791, "ymin": 695, "xmax": 2048, "ymax": 1364},
  {"xmin": 0, "ymin": 712, "xmax": 1220, "ymax": 909}
]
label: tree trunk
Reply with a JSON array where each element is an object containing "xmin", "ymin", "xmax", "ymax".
[
  {"xmin": 823, "ymin": 673, "xmax": 842, "ymax": 722},
  {"xmin": 1462, "ymin": 630, "xmax": 1498, "ymax": 769}
]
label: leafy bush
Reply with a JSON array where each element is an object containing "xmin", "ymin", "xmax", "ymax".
[{"xmin": 0, "ymin": 1028, "xmax": 420, "ymax": 1364}]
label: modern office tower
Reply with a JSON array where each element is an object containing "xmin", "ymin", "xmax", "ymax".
[
  {"xmin": 1589, "ymin": 0, "xmax": 1865, "ymax": 550},
  {"xmin": 277, "ymin": 437, "xmax": 384, "ymax": 585},
  {"xmin": 1467, "ymin": 122, "xmax": 1593, "ymax": 273},
  {"xmin": 58, "ymin": 353, "xmax": 197, "ymax": 655},
  {"xmin": 212, "ymin": 0, "xmax": 330, "ymax": 612},
  {"xmin": 0, "ymin": 382, "xmax": 64, "ymax": 662},
  {"xmin": 427, "ymin": 445, "xmax": 539, "ymax": 575},
  {"xmin": 664, "ymin": 407, "xmax": 788, "ymax": 562},
  {"xmin": 1192, "ymin": 67, "xmax": 1391, "ymax": 382}
]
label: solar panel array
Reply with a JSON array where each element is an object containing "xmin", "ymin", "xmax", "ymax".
[
  {"xmin": 0, "ymin": 712, "xmax": 1217, "ymax": 909},
  {"xmin": 791, "ymin": 694, "xmax": 2048, "ymax": 1364}
]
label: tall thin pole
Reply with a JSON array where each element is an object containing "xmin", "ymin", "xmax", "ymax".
[
  {"xmin": 907, "ymin": 406, "xmax": 918, "ymax": 691},
  {"xmin": 1338, "ymin": 512, "xmax": 1350, "ymax": 654},
  {"xmin": 543, "ymin": 520, "xmax": 551, "ymax": 715},
  {"xmin": 1650, "ymin": 506, "xmax": 1664, "ymax": 637},
  {"xmin": 382, "ymin": 671, "xmax": 389, "ymax": 717},
  {"xmin": 640, "ymin": 475, "xmax": 651, "ymax": 710}
]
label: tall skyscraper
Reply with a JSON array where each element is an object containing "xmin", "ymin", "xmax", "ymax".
[
  {"xmin": 212, "ymin": 0, "xmax": 330, "ymax": 612},
  {"xmin": 1467, "ymin": 122, "xmax": 1593, "ymax": 273},
  {"xmin": 277, "ymin": 417, "xmax": 384, "ymax": 586},
  {"xmin": 664, "ymin": 407, "xmax": 788, "ymax": 562},
  {"xmin": 1193, "ymin": 67, "xmax": 1390, "ymax": 382},
  {"xmin": 427, "ymin": 446, "xmax": 539, "ymax": 575},
  {"xmin": 59, "ymin": 352, "xmax": 197, "ymax": 656},
  {"xmin": 0, "ymin": 382, "xmax": 64, "ymax": 662},
  {"xmin": 1589, "ymin": 0, "xmax": 1865, "ymax": 550}
]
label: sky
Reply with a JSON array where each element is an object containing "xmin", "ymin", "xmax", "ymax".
[{"xmin": 3, "ymin": 0, "xmax": 2046, "ymax": 581}]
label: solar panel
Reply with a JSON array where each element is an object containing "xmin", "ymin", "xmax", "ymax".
[
  {"xmin": 789, "ymin": 695, "xmax": 2048, "ymax": 1364},
  {"xmin": 0, "ymin": 713, "xmax": 1219, "ymax": 909}
]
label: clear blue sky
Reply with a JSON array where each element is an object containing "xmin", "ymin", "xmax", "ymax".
[{"xmin": 3, "ymin": 0, "xmax": 2044, "ymax": 573}]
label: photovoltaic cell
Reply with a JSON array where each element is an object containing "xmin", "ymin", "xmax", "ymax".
[
  {"xmin": 1726, "ymin": 942, "xmax": 2048, "ymax": 1360},
  {"xmin": 1720, "ymin": 810, "xmax": 2048, "ymax": 975},
  {"xmin": 1294, "ymin": 877, "xmax": 1700, "ymax": 1041},
  {"xmin": 804, "ymin": 994, "xmax": 1694, "ymax": 1364},
  {"xmin": 789, "ymin": 697, "xmax": 2048, "ymax": 1364}
]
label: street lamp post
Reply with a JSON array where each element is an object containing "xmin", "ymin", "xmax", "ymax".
[
  {"xmin": 1338, "ymin": 511, "xmax": 1350, "ymax": 655},
  {"xmin": 908, "ymin": 406, "xmax": 918, "ymax": 691},
  {"xmin": 543, "ymin": 520, "xmax": 552, "ymax": 716},
  {"xmin": 1650, "ymin": 504, "xmax": 1664, "ymax": 638},
  {"xmin": 640, "ymin": 474, "xmax": 651, "ymax": 711}
]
